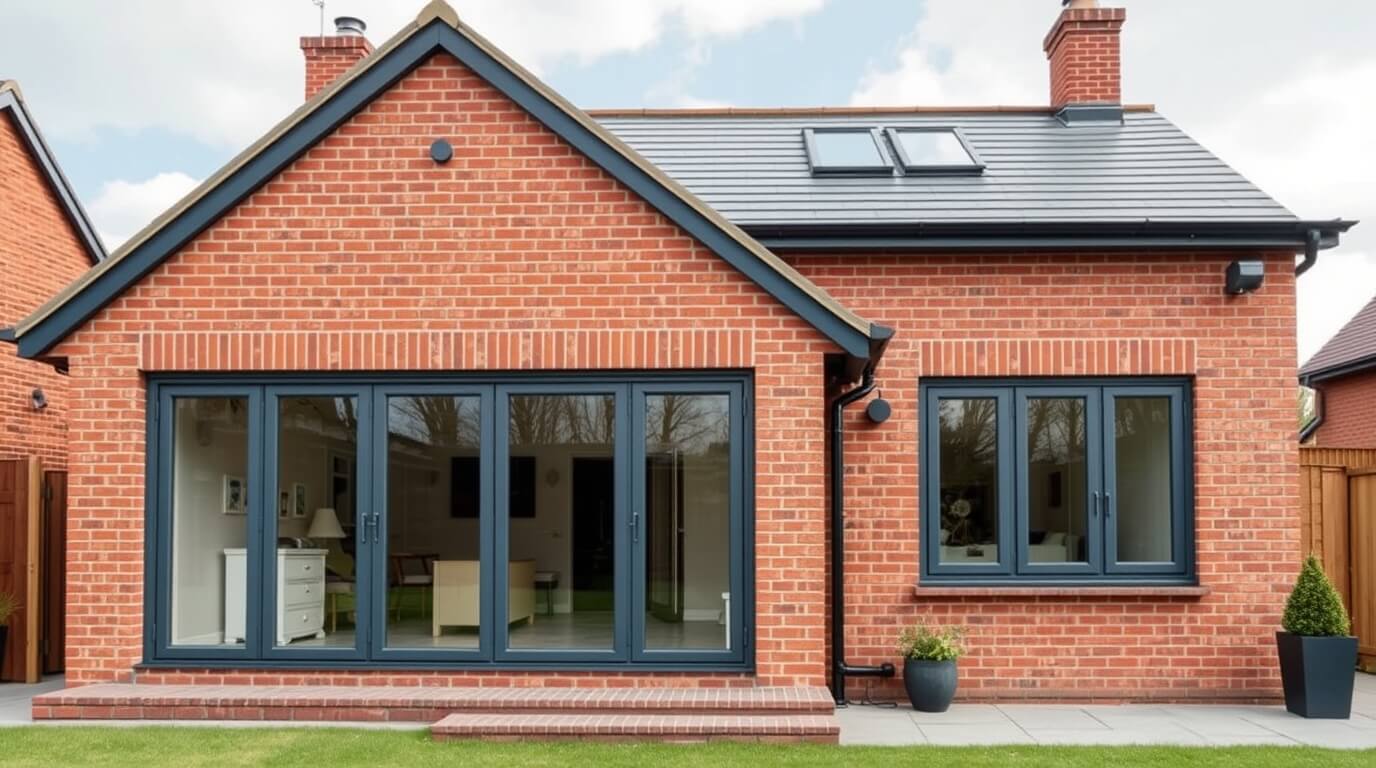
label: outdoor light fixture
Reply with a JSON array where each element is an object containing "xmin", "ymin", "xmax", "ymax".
[
  {"xmin": 30, "ymin": 388, "xmax": 47, "ymax": 411},
  {"xmin": 866, "ymin": 395, "xmax": 892, "ymax": 424},
  {"xmin": 1225, "ymin": 260, "xmax": 1265, "ymax": 295}
]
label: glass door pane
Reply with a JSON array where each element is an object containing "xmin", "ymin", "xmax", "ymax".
[
  {"xmin": 167, "ymin": 395, "xmax": 251, "ymax": 649},
  {"xmin": 1017, "ymin": 390, "xmax": 1100, "ymax": 574},
  {"xmin": 1107, "ymin": 394, "xmax": 1178, "ymax": 568},
  {"xmin": 269, "ymin": 393, "xmax": 364, "ymax": 653},
  {"xmin": 384, "ymin": 394, "xmax": 484, "ymax": 651},
  {"xmin": 640, "ymin": 392, "xmax": 735, "ymax": 653},
  {"xmin": 502, "ymin": 392, "xmax": 620, "ymax": 653}
]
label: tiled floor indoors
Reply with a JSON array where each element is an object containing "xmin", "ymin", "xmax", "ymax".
[{"xmin": 836, "ymin": 672, "xmax": 1376, "ymax": 748}]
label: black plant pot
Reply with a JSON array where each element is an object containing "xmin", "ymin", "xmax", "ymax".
[
  {"xmin": 903, "ymin": 658, "xmax": 958, "ymax": 713},
  {"xmin": 1276, "ymin": 631, "xmax": 1357, "ymax": 718}
]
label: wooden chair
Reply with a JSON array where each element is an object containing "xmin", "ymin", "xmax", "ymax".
[{"xmin": 389, "ymin": 553, "xmax": 437, "ymax": 621}]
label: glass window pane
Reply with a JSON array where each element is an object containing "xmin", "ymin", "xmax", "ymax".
[
  {"xmin": 507, "ymin": 394, "xmax": 616, "ymax": 651},
  {"xmin": 937, "ymin": 398, "xmax": 1000, "ymax": 566},
  {"xmin": 644, "ymin": 394, "xmax": 732, "ymax": 651},
  {"xmin": 274, "ymin": 396, "xmax": 358, "ymax": 649},
  {"xmin": 170, "ymin": 396, "xmax": 249, "ymax": 647},
  {"xmin": 1026, "ymin": 397, "xmax": 1088, "ymax": 564},
  {"xmin": 1114, "ymin": 397, "xmax": 1173, "ymax": 563},
  {"xmin": 810, "ymin": 130, "xmax": 886, "ymax": 169},
  {"xmin": 894, "ymin": 130, "xmax": 977, "ymax": 167},
  {"xmin": 388, "ymin": 395, "xmax": 483, "ymax": 650}
]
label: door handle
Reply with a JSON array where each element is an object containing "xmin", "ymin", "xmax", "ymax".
[
  {"xmin": 631, "ymin": 512, "xmax": 640, "ymax": 543},
  {"xmin": 1104, "ymin": 493, "xmax": 1112, "ymax": 518},
  {"xmin": 1092, "ymin": 491, "xmax": 1100, "ymax": 517}
]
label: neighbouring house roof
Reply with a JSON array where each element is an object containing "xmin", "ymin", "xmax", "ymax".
[
  {"xmin": 8, "ymin": 0, "xmax": 888, "ymax": 373},
  {"xmin": 593, "ymin": 109, "xmax": 1354, "ymax": 250},
  {"xmin": 1300, "ymin": 294, "xmax": 1376, "ymax": 383},
  {"xmin": 0, "ymin": 80, "xmax": 106, "ymax": 265}
]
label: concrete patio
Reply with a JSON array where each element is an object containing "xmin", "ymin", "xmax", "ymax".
[
  {"xmin": 2, "ymin": 673, "xmax": 1375, "ymax": 748},
  {"xmin": 836, "ymin": 672, "xmax": 1376, "ymax": 748}
]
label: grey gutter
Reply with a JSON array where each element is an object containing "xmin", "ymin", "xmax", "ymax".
[
  {"xmin": 1300, "ymin": 352, "xmax": 1376, "ymax": 386},
  {"xmin": 751, "ymin": 219, "xmax": 1355, "ymax": 253},
  {"xmin": 0, "ymin": 87, "xmax": 107, "ymax": 265}
]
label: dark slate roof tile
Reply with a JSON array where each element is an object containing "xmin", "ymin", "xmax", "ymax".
[
  {"xmin": 595, "ymin": 111, "xmax": 1296, "ymax": 228},
  {"xmin": 1301, "ymin": 294, "xmax": 1376, "ymax": 380}
]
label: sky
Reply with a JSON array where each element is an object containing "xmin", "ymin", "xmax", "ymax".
[{"xmin": 1, "ymin": 0, "xmax": 1372, "ymax": 363}]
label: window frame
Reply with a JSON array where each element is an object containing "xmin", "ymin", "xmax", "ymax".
[
  {"xmin": 143, "ymin": 372, "xmax": 755, "ymax": 671},
  {"xmin": 885, "ymin": 127, "xmax": 985, "ymax": 175},
  {"xmin": 921, "ymin": 387, "xmax": 1015, "ymax": 578},
  {"xmin": 802, "ymin": 127, "xmax": 894, "ymax": 176},
  {"xmin": 919, "ymin": 378, "xmax": 1195, "ymax": 586}
]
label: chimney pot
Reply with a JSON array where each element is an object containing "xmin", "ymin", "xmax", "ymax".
[{"xmin": 334, "ymin": 16, "xmax": 367, "ymax": 37}]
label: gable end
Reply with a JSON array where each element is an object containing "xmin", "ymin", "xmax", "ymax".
[{"xmin": 13, "ymin": 18, "xmax": 879, "ymax": 368}]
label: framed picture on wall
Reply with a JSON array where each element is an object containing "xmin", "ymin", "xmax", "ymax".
[
  {"xmin": 223, "ymin": 475, "xmax": 246, "ymax": 515},
  {"xmin": 278, "ymin": 490, "xmax": 291, "ymax": 519},
  {"xmin": 292, "ymin": 482, "xmax": 308, "ymax": 518}
]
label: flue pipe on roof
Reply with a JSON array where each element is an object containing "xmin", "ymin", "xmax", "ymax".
[{"xmin": 334, "ymin": 16, "xmax": 367, "ymax": 37}]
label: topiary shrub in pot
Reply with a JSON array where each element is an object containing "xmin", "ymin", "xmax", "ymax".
[
  {"xmin": 897, "ymin": 624, "xmax": 965, "ymax": 712},
  {"xmin": 1277, "ymin": 555, "xmax": 1356, "ymax": 718},
  {"xmin": 0, "ymin": 591, "xmax": 16, "ymax": 673}
]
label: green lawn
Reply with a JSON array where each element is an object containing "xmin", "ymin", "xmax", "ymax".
[{"xmin": 0, "ymin": 728, "xmax": 1371, "ymax": 768}]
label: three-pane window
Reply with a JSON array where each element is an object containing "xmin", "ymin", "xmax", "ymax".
[{"xmin": 921, "ymin": 380, "xmax": 1192, "ymax": 583}]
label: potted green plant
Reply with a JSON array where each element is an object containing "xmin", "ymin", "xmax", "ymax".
[
  {"xmin": 0, "ymin": 591, "xmax": 17, "ymax": 669},
  {"xmin": 897, "ymin": 624, "xmax": 965, "ymax": 712},
  {"xmin": 1277, "ymin": 555, "xmax": 1357, "ymax": 718}
]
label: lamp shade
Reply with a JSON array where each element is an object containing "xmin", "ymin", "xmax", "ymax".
[{"xmin": 307, "ymin": 507, "xmax": 345, "ymax": 539}]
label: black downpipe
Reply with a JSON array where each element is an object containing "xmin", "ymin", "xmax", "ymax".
[
  {"xmin": 1295, "ymin": 228, "xmax": 1322, "ymax": 276},
  {"xmin": 830, "ymin": 368, "xmax": 895, "ymax": 703}
]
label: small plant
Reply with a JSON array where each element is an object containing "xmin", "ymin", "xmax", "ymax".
[
  {"xmin": 0, "ymin": 591, "xmax": 17, "ymax": 625},
  {"xmin": 1282, "ymin": 555, "xmax": 1350, "ymax": 637},
  {"xmin": 897, "ymin": 624, "xmax": 966, "ymax": 662}
]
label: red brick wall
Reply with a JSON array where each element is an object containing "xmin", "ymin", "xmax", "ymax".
[
  {"xmin": 54, "ymin": 53, "xmax": 836, "ymax": 687},
  {"xmin": 1043, "ymin": 6, "xmax": 1125, "ymax": 109},
  {"xmin": 1311, "ymin": 370, "xmax": 1376, "ymax": 448},
  {"xmin": 300, "ymin": 36, "xmax": 373, "ymax": 100},
  {"xmin": 791, "ymin": 252, "xmax": 1299, "ymax": 702},
  {"xmin": 50, "ymin": 50, "xmax": 1303, "ymax": 700},
  {"xmin": 0, "ymin": 110, "xmax": 91, "ymax": 468}
]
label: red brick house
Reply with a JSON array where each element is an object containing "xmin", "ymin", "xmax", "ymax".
[
  {"xmin": 0, "ymin": 80, "xmax": 106, "ymax": 466},
  {"xmin": 1301, "ymin": 295, "xmax": 1376, "ymax": 447},
  {"xmin": 6, "ymin": 0, "xmax": 1359, "ymax": 728}
]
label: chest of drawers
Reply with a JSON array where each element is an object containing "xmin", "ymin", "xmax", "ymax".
[{"xmin": 223, "ymin": 548, "xmax": 327, "ymax": 645}]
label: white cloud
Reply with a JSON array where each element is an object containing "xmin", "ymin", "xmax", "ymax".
[
  {"xmin": 850, "ymin": 0, "xmax": 1376, "ymax": 363},
  {"xmin": 0, "ymin": 0, "xmax": 824, "ymax": 149},
  {"xmin": 89, "ymin": 172, "xmax": 201, "ymax": 250}
]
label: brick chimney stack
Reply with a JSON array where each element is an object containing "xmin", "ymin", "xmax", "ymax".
[
  {"xmin": 300, "ymin": 16, "xmax": 373, "ymax": 100},
  {"xmin": 1043, "ymin": 0, "xmax": 1126, "ymax": 112}
]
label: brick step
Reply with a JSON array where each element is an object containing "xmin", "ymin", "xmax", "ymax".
[
  {"xmin": 431, "ymin": 712, "xmax": 840, "ymax": 744},
  {"xmin": 33, "ymin": 684, "xmax": 835, "ymax": 723}
]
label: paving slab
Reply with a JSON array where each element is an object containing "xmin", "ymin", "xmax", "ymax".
[{"xmin": 919, "ymin": 722, "xmax": 1034, "ymax": 746}]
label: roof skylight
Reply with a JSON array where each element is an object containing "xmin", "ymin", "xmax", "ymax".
[
  {"xmin": 886, "ymin": 128, "xmax": 984, "ymax": 174},
  {"xmin": 803, "ymin": 128, "xmax": 893, "ymax": 176}
]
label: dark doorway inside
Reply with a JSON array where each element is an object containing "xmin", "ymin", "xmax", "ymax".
[{"xmin": 571, "ymin": 457, "xmax": 615, "ymax": 612}]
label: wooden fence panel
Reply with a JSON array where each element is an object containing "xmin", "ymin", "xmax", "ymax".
[
  {"xmin": 42, "ymin": 471, "xmax": 67, "ymax": 675},
  {"xmin": 0, "ymin": 458, "xmax": 39, "ymax": 683},
  {"xmin": 1351, "ymin": 470, "xmax": 1376, "ymax": 659}
]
